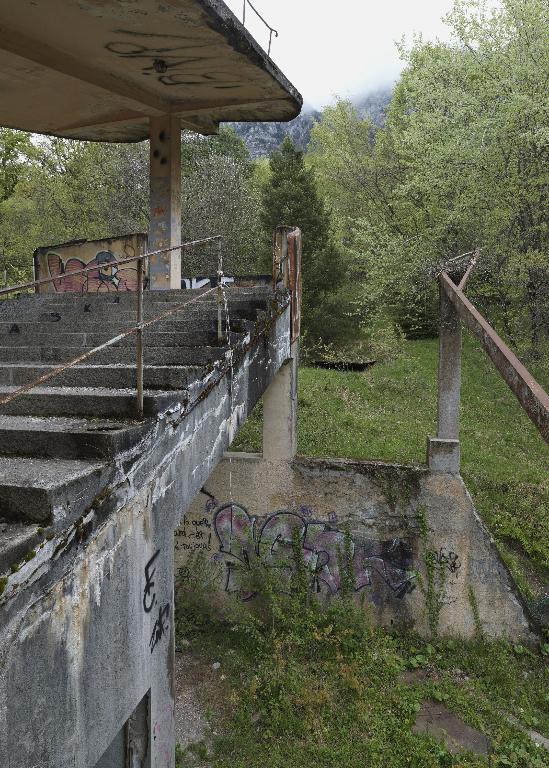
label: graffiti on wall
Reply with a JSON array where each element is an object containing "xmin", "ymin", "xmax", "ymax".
[
  {"xmin": 205, "ymin": 500, "xmax": 417, "ymax": 606},
  {"xmin": 33, "ymin": 234, "xmax": 146, "ymax": 293},
  {"xmin": 143, "ymin": 548, "xmax": 171, "ymax": 654}
]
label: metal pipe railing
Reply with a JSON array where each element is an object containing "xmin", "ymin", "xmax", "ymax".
[
  {"xmin": 0, "ymin": 236, "xmax": 224, "ymax": 418},
  {"xmin": 241, "ymin": 0, "xmax": 278, "ymax": 55},
  {"xmin": 439, "ymin": 271, "xmax": 549, "ymax": 444}
]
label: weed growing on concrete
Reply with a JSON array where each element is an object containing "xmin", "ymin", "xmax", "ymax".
[
  {"xmin": 467, "ymin": 586, "xmax": 484, "ymax": 639},
  {"xmin": 415, "ymin": 506, "xmax": 448, "ymax": 636},
  {"xmin": 175, "ymin": 581, "xmax": 549, "ymax": 768},
  {"xmin": 423, "ymin": 548, "xmax": 448, "ymax": 637}
]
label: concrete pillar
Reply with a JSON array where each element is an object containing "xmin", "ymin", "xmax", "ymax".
[
  {"xmin": 262, "ymin": 344, "xmax": 298, "ymax": 462},
  {"xmin": 149, "ymin": 116, "xmax": 181, "ymax": 290},
  {"xmin": 428, "ymin": 283, "xmax": 461, "ymax": 472}
]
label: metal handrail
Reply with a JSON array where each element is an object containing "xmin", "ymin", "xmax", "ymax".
[
  {"xmin": 242, "ymin": 0, "xmax": 278, "ymax": 55},
  {"xmin": 440, "ymin": 271, "xmax": 549, "ymax": 443},
  {"xmin": 0, "ymin": 236, "xmax": 224, "ymax": 419},
  {"xmin": 0, "ymin": 237, "xmax": 222, "ymax": 299}
]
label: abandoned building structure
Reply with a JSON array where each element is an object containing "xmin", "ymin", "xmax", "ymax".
[{"xmin": 0, "ymin": 2, "xmax": 547, "ymax": 767}]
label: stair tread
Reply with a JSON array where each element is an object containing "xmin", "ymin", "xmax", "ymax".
[
  {"xmin": 0, "ymin": 455, "xmax": 105, "ymax": 490},
  {"xmin": 0, "ymin": 415, "xmax": 139, "ymax": 432},
  {"xmin": 0, "ymin": 363, "xmax": 203, "ymax": 371},
  {"xmin": 0, "ymin": 384, "xmax": 182, "ymax": 397}
]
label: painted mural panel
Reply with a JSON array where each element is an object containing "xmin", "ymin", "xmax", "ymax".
[{"xmin": 33, "ymin": 233, "xmax": 147, "ymax": 293}]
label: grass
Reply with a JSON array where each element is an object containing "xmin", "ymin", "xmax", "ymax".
[
  {"xmin": 175, "ymin": 558, "xmax": 549, "ymax": 768},
  {"xmin": 175, "ymin": 341, "xmax": 549, "ymax": 767},
  {"xmin": 232, "ymin": 334, "xmax": 549, "ymax": 593}
]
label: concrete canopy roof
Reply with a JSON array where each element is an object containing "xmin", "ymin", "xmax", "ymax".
[{"xmin": 0, "ymin": 0, "xmax": 302, "ymax": 142}]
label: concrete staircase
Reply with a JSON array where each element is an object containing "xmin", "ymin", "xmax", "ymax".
[{"xmin": 0, "ymin": 286, "xmax": 278, "ymax": 570}]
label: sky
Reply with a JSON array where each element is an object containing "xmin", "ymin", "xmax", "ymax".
[{"xmin": 224, "ymin": 0, "xmax": 457, "ymax": 109}]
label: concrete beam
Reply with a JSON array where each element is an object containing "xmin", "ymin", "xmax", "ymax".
[
  {"xmin": 149, "ymin": 116, "xmax": 182, "ymax": 291},
  {"xmin": 262, "ymin": 344, "xmax": 298, "ymax": 462},
  {"xmin": 437, "ymin": 283, "xmax": 462, "ymax": 441}
]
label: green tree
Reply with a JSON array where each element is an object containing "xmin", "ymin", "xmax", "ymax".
[
  {"xmin": 0, "ymin": 127, "xmax": 262, "ymax": 281},
  {"xmin": 310, "ymin": 0, "xmax": 549, "ymax": 358},
  {"xmin": 180, "ymin": 126, "xmax": 262, "ymax": 274},
  {"xmin": 0, "ymin": 129, "xmax": 35, "ymax": 203},
  {"xmin": 261, "ymin": 136, "xmax": 346, "ymax": 340}
]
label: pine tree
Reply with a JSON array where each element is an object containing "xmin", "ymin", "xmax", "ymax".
[{"xmin": 261, "ymin": 137, "xmax": 343, "ymax": 339}]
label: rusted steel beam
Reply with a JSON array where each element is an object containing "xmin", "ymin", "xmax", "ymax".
[
  {"xmin": 457, "ymin": 250, "xmax": 480, "ymax": 291},
  {"xmin": 440, "ymin": 272, "xmax": 549, "ymax": 443},
  {"xmin": 217, "ymin": 238, "xmax": 224, "ymax": 344}
]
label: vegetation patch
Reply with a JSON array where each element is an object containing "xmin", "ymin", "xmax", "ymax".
[
  {"xmin": 232, "ymin": 336, "xmax": 548, "ymax": 601},
  {"xmin": 175, "ymin": 547, "xmax": 548, "ymax": 768}
]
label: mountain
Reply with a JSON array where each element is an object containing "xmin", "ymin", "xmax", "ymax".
[
  {"xmin": 227, "ymin": 87, "xmax": 392, "ymax": 158},
  {"xmin": 228, "ymin": 110, "xmax": 321, "ymax": 158}
]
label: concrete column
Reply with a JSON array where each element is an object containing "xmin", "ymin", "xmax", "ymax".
[
  {"xmin": 149, "ymin": 116, "xmax": 181, "ymax": 290},
  {"xmin": 428, "ymin": 283, "xmax": 461, "ymax": 472},
  {"xmin": 262, "ymin": 343, "xmax": 298, "ymax": 462}
]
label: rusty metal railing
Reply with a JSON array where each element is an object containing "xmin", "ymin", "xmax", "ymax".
[
  {"xmin": 434, "ymin": 255, "xmax": 549, "ymax": 459},
  {"xmin": 241, "ymin": 0, "xmax": 278, "ymax": 55},
  {"xmin": 0, "ymin": 237, "xmax": 224, "ymax": 419}
]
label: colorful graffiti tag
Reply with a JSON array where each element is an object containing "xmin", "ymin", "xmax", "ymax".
[
  {"xmin": 33, "ymin": 234, "xmax": 146, "ymax": 293},
  {"xmin": 209, "ymin": 501, "xmax": 416, "ymax": 605},
  {"xmin": 46, "ymin": 249, "xmax": 138, "ymax": 293}
]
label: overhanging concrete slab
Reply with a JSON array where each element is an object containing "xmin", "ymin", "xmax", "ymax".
[{"xmin": 0, "ymin": 0, "xmax": 302, "ymax": 140}]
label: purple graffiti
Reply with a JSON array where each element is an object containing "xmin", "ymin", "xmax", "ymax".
[{"xmin": 212, "ymin": 504, "xmax": 416, "ymax": 603}]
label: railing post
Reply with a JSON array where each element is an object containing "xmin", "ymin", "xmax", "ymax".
[
  {"xmin": 428, "ymin": 279, "xmax": 461, "ymax": 473},
  {"xmin": 136, "ymin": 257, "xmax": 144, "ymax": 419}
]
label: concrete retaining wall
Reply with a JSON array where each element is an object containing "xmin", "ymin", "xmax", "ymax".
[{"xmin": 176, "ymin": 454, "xmax": 536, "ymax": 642}]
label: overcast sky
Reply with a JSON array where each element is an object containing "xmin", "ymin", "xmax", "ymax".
[{"xmin": 224, "ymin": 0, "xmax": 457, "ymax": 108}]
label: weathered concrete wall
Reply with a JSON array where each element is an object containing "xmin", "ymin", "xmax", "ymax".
[
  {"xmin": 33, "ymin": 234, "xmax": 146, "ymax": 293},
  {"xmin": 176, "ymin": 454, "xmax": 536, "ymax": 642},
  {"xmin": 0, "ymin": 306, "xmax": 291, "ymax": 768}
]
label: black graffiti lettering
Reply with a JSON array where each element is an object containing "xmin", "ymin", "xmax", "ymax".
[
  {"xmin": 434, "ymin": 548, "xmax": 462, "ymax": 574},
  {"xmin": 143, "ymin": 549, "xmax": 160, "ymax": 614},
  {"xmin": 149, "ymin": 603, "xmax": 170, "ymax": 654}
]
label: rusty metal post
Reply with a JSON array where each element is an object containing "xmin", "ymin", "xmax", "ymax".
[
  {"xmin": 136, "ymin": 256, "xmax": 144, "ymax": 419},
  {"xmin": 216, "ymin": 237, "xmax": 223, "ymax": 344},
  {"xmin": 428, "ymin": 281, "xmax": 461, "ymax": 472}
]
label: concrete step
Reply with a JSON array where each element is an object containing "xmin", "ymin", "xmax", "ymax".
[
  {"xmin": 0, "ymin": 310, "xmax": 257, "ymax": 334},
  {"xmin": 0, "ymin": 317, "xmax": 224, "ymax": 334},
  {"xmin": 0, "ymin": 345, "xmax": 228, "ymax": 365},
  {"xmin": 0, "ymin": 363, "xmax": 204, "ymax": 390},
  {"xmin": 4, "ymin": 286, "xmax": 273, "ymax": 304},
  {"xmin": 0, "ymin": 415, "xmax": 150, "ymax": 459},
  {"xmin": 0, "ymin": 385, "xmax": 185, "ymax": 418},
  {"xmin": 0, "ymin": 456, "xmax": 108, "ymax": 524},
  {"xmin": 0, "ymin": 296, "xmax": 268, "ymax": 322},
  {"xmin": 0, "ymin": 521, "xmax": 42, "ymax": 574},
  {"xmin": 0, "ymin": 329, "xmax": 231, "ymax": 348}
]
